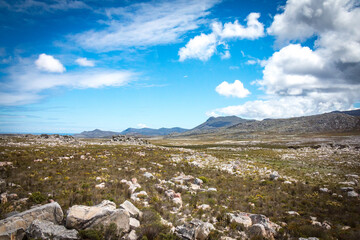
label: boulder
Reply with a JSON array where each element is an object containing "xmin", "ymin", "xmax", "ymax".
[
  {"xmin": 129, "ymin": 218, "xmax": 140, "ymax": 229},
  {"xmin": 0, "ymin": 202, "xmax": 63, "ymax": 240},
  {"xmin": 119, "ymin": 200, "xmax": 142, "ymax": 218},
  {"xmin": 175, "ymin": 219, "xmax": 214, "ymax": 240},
  {"xmin": 249, "ymin": 214, "xmax": 280, "ymax": 239},
  {"xmin": 195, "ymin": 222, "xmax": 215, "ymax": 240},
  {"xmin": 347, "ymin": 190, "xmax": 359, "ymax": 197},
  {"xmin": 227, "ymin": 212, "xmax": 252, "ymax": 228},
  {"xmin": 66, "ymin": 200, "xmax": 130, "ymax": 235},
  {"xmin": 248, "ymin": 224, "xmax": 267, "ymax": 239},
  {"xmin": 26, "ymin": 219, "xmax": 78, "ymax": 240},
  {"xmin": 125, "ymin": 230, "xmax": 138, "ymax": 240},
  {"xmin": 269, "ymin": 171, "xmax": 280, "ymax": 180},
  {"xmin": 143, "ymin": 172, "xmax": 154, "ymax": 179}
]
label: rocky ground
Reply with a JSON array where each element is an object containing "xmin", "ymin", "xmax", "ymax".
[{"xmin": 0, "ymin": 134, "xmax": 359, "ymax": 240}]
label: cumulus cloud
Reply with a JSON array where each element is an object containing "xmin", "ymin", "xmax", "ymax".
[
  {"xmin": 74, "ymin": 0, "xmax": 220, "ymax": 51},
  {"xmin": 215, "ymin": 80, "xmax": 250, "ymax": 98},
  {"xmin": 76, "ymin": 57, "xmax": 95, "ymax": 67},
  {"xmin": 0, "ymin": 57, "xmax": 136, "ymax": 106},
  {"xmin": 179, "ymin": 12, "xmax": 264, "ymax": 61},
  {"xmin": 179, "ymin": 33, "xmax": 217, "ymax": 61},
  {"xmin": 209, "ymin": 0, "xmax": 360, "ymax": 119},
  {"xmin": 35, "ymin": 54, "xmax": 65, "ymax": 73}
]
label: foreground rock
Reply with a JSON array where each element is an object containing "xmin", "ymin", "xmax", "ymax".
[
  {"xmin": 0, "ymin": 202, "xmax": 63, "ymax": 240},
  {"xmin": 119, "ymin": 200, "xmax": 142, "ymax": 218},
  {"xmin": 26, "ymin": 219, "xmax": 78, "ymax": 240},
  {"xmin": 175, "ymin": 219, "xmax": 214, "ymax": 240},
  {"xmin": 66, "ymin": 200, "xmax": 130, "ymax": 235}
]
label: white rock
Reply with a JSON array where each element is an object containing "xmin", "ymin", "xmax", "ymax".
[
  {"xmin": 129, "ymin": 218, "xmax": 140, "ymax": 229},
  {"xmin": 287, "ymin": 211, "xmax": 300, "ymax": 216},
  {"xmin": 119, "ymin": 200, "xmax": 142, "ymax": 218},
  {"xmin": 143, "ymin": 172, "xmax": 154, "ymax": 179},
  {"xmin": 95, "ymin": 182, "xmax": 105, "ymax": 189},
  {"xmin": 347, "ymin": 190, "xmax": 359, "ymax": 197}
]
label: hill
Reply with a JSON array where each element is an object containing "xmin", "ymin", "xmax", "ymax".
[
  {"xmin": 73, "ymin": 129, "xmax": 120, "ymax": 138},
  {"xmin": 172, "ymin": 110, "xmax": 360, "ymax": 138},
  {"xmin": 121, "ymin": 127, "xmax": 188, "ymax": 136}
]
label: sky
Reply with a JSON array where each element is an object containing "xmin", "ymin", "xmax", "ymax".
[{"xmin": 0, "ymin": 0, "xmax": 360, "ymax": 133}]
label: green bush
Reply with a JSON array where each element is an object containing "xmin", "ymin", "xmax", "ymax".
[
  {"xmin": 79, "ymin": 229, "xmax": 102, "ymax": 240},
  {"xmin": 198, "ymin": 176, "xmax": 209, "ymax": 183},
  {"xmin": 29, "ymin": 191, "xmax": 46, "ymax": 204}
]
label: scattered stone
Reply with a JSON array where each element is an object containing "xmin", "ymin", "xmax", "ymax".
[
  {"xmin": 207, "ymin": 188, "xmax": 217, "ymax": 192},
  {"xmin": 119, "ymin": 200, "xmax": 142, "ymax": 218},
  {"xmin": 125, "ymin": 229, "xmax": 138, "ymax": 240},
  {"xmin": 227, "ymin": 212, "xmax": 252, "ymax": 228},
  {"xmin": 270, "ymin": 171, "xmax": 280, "ymax": 180},
  {"xmin": 197, "ymin": 204, "xmax": 211, "ymax": 211},
  {"xmin": 175, "ymin": 219, "xmax": 214, "ymax": 240},
  {"xmin": 345, "ymin": 174, "xmax": 359, "ymax": 179},
  {"xmin": 26, "ymin": 219, "xmax": 78, "ymax": 240},
  {"xmin": 129, "ymin": 218, "xmax": 140, "ymax": 229},
  {"xmin": 340, "ymin": 187, "xmax": 354, "ymax": 192},
  {"xmin": 66, "ymin": 200, "xmax": 130, "ymax": 235},
  {"xmin": 319, "ymin": 188, "xmax": 329, "ymax": 193},
  {"xmin": 287, "ymin": 211, "xmax": 300, "ymax": 216},
  {"xmin": 95, "ymin": 182, "xmax": 105, "ymax": 189},
  {"xmin": 143, "ymin": 172, "xmax": 154, "ymax": 179},
  {"xmin": 112, "ymin": 135, "xmax": 149, "ymax": 145},
  {"xmin": 342, "ymin": 226, "xmax": 351, "ymax": 230},
  {"xmin": 248, "ymin": 224, "xmax": 267, "ymax": 239},
  {"xmin": 0, "ymin": 202, "xmax": 63, "ymax": 240},
  {"xmin": 194, "ymin": 178, "xmax": 203, "ymax": 185},
  {"xmin": 283, "ymin": 181, "xmax": 292, "ymax": 184},
  {"xmin": 172, "ymin": 174, "xmax": 195, "ymax": 185},
  {"xmin": 339, "ymin": 181, "xmax": 356, "ymax": 186},
  {"xmin": 347, "ymin": 190, "xmax": 359, "ymax": 197},
  {"xmin": 322, "ymin": 221, "xmax": 331, "ymax": 230}
]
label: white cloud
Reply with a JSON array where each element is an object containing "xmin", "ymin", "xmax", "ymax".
[
  {"xmin": 0, "ymin": 57, "xmax": 136, "ymax": 106},
  {"xmin": 268, "ymin": 0, "xmax": 360, "ymax": 63},
  {"xmin": 179, "ymin": 12, "xmax": 264, "ymax": 61},
  {"xmin": 35, "ymin": 54, "xmax": 65, "ymax": 73},
  {"xmin": 74, "ymin": 0, "xmax": 220, "ymax": 51},
  {"xmin": 215, "ymin": 80, "xmax": 250, "ymax": 98},
  {"xmin": 220, "ymin": 50, "xmax": 230, "ymax": 59},
  {"xmin": 137, "ymin": 123, "xmax": 148, "ymax": 128},
  {"xmin": 208, "ymin": 0, "xmax": 360, "ymax": 119},
  {"xmin": 76, "ymin": 57, "xmax": 95, "ymax": 67},
  {"xmin": 220, "ymin": 13, "xmax": 264, "ymax": 39},
  {"xmin": 0, "ymin": 0, "xmax": 90, "ymax": 13},
  {"xmin": 179, "ymin": 33, "xmax": 217, "ymax": 61}
]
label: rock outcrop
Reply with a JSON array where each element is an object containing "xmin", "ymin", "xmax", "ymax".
[
  {"xmin": 175, "ymin": 219, "xmax": 214, "ymax": 240},
  {"xmin": 26, "ymin": 219, "xmax": 78, "ymax": 240},
  {"xmin": 66, "ymin": 200, "xmax": 130, "ymax": 235},
  {"xmin": 0, "ymin": 202, "xmax": 63, "ymax": 240}
]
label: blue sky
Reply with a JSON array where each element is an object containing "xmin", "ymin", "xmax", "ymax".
[{"xmin": 0, "ymin": 0, "xmax": 359, "ymax": 133}]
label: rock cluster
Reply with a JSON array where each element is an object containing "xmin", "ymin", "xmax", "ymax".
[
  {"xmin": 112, "ymin": 135, "xmax": 149, "ymax": 145},
  {"xmin": 0, "ymin": 200, "xmax": 142, "ymax": 240}
]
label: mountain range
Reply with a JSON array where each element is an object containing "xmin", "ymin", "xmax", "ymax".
[
  {"xmin": 73, "ymin": 127, "xmax": 188, "ymax": 138},
  {"xmin": 74, "ymin": 109, "xmax": 360, "ymax": 138}
]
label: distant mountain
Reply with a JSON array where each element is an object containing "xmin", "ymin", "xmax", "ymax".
[
  {"xmin": 121, "ymin": 127, "xmax": 188, "ymax": 136},
  {"xmin": 227, "ymin": 112, "xmax": 360, "ymax": 134},
  {"xmin": 174, "ymin": 116, "xmax": 250, "ymax": 137},
  {"xmin": 172, "ymin": 110, "xmax": 360, "ymax": 138},
  {"xmin": 193, "ymin": 116, "xmax": 249, "ymax": 130},
  {"xmin": 333, "ymin": 109, "xmax": 360, "ymax": 117},
  {"xmin": 73, "ymin": 129, "xmax": 120, "ymax": 138}
]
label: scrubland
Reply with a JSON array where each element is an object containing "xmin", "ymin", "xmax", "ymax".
[{"xmin": 0, "ymin": 134, "xmax": 359, "ymax": 240}]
